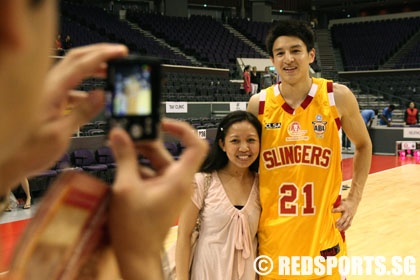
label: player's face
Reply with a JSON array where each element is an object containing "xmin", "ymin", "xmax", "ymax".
[
  {"xmin": 219, "ymin": 121, "xmax": 260, "ymax": 170},
  {"xmin": 0, "ymin": 0, "xmax": 57, "ymax": 161},
  {"xmin": 270, "ymin": 36, "xmax": 315, "ymax": 85}
]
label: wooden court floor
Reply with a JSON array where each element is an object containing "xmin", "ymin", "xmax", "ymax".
[{"xmin": 343, "ymin": 163, "xmax": 420, "ymax": 279}]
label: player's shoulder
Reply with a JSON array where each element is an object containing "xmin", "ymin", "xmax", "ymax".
[
  {"xmin": 331, "ymin": 82, "xmax": 355, "ymax": 105},
  {"xmin": 332, "ymin": 82, "xmax": 352, "ymax": 95}
]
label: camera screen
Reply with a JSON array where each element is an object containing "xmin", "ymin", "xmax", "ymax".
[{"xmin": 112, "ymin": 63, "xmax": 152, "ymax": 116}]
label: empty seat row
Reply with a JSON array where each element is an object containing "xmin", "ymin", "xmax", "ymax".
[
  {"xmin": 29, "ymin": 147, "xmax": 116, "ymax": 194},
  {"xmin": 28, "ymin": 136, "xmax": 217, "ymax": 193}
]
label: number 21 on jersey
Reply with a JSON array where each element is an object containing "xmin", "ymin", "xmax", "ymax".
[{"xmin": 278, "ymin": 183, "xmax": 316, "ymax": 216}]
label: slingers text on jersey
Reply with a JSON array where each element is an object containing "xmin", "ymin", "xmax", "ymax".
[{"xmin": 262, "ymin": 144, "xmax": 332, "ymax": 169}]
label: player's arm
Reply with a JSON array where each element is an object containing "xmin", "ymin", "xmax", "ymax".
[
  {"xmin": 332, "ymin": 83, "xmax": 372, "ymax": 231},
  {"xmin": 247, "ymin": 93, "xmax": 260, "ymax": 117}
]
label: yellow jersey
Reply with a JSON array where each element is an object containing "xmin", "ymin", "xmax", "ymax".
[{"xmin": 258, "ymin": 78, "xmax": 346, "ymax": 279}]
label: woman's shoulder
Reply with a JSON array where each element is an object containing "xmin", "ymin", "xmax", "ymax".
[
  {"xmin": 195, "ymin": 171, "xmax": 213, "ymax": 177},
  {"xmin": 194, "ymin": 171, "xmax": 216, "ymax": 184}
]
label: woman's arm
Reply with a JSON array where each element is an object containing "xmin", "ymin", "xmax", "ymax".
[{"xmin": 176, "ymin": 197, "xmax": 200, "ymax": 280}]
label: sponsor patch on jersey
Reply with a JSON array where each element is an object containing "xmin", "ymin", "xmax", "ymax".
[
  {"xmin": 312, "ymin": 114, "xmax": 327, "ymax": 139},
  {"xmin": 265, "ymin": 122, "xmax": 282, "ymax": 129},
  {"xmin": 286, "ymin": 121, "xmax": 309, "ymax": 141}
]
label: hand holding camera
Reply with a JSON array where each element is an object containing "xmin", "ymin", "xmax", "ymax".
[{"xmin": 106, "ymin": 55, "xmax": 162, "ymax": 141}]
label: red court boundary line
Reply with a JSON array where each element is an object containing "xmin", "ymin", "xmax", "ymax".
[{"xmin": 0, "ymin": 219, "xmax": 29, "ymax": 272}]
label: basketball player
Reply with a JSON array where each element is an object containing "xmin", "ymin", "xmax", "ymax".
[{"xmin": 247, "ymin": 20, "xmax": 372, "ymax": 279}]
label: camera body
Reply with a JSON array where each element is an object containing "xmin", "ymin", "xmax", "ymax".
[{"xmin": 106, "ymin": 55, "xmax": 162, "ymax": 140}]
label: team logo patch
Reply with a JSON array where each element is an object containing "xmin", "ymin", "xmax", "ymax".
[
  {"xmin": 312, "ymin": 114, "xmax": 327, "ymax": 139},
  {"xmin": 286, "ymin": 121, "xmax": 309, "ymax": 141},
  {"xmin": 265, "ymin": 122, "xmax": 282, "ymax": 129}
]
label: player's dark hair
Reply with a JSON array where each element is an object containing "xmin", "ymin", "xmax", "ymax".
[{"xmin": 266, "ymin": 20, "xmax": 315, "ymax": 57}]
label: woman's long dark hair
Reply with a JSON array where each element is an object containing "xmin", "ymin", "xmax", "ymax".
[{"xmin": 200, "ymin": 111, "xmax": 262, "ymax": 173}]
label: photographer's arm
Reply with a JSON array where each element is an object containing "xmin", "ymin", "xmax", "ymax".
[{"xmin": 108, "ymin": 119, "xmax": 208, "ymax": 280}]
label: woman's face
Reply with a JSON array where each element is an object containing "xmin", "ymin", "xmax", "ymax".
[{"xmin": 219, "ymin": 120, "xmax": 260, "ymax": 170}]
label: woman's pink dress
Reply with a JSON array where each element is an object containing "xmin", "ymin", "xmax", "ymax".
[{"xmin": 190, "ymin": 171, "xmax": 261, "ymax": 280}]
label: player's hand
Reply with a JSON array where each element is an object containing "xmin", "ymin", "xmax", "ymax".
[{"xmin": 332, "ymin": 198, "xmax": 358, "ymax": 231}]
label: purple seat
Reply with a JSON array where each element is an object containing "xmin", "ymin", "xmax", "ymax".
[
  {"xmin": 29, "ymin": 169, "xmax": 58, "ymax": 193},
  {"xmin": 55, "ymin": 153, "xmax": 82, "ymax": 173},
  {"xmin": 164, "ymin": 141, "xmax": 180, "ymax": 160},
  {"xmin": 71, "ymin": 149, "xmax": 108, "ymax": 178},
  {"xmin": 87, "ymin": 128, "xmax": 105, "ymax": 136},
  {"xmin": 35, "ymin": 169, "xmax": 57, "ymax": 177},
  {"xmin": 96, "ymin": 146, "xmax": 116, "ymax": 168}
]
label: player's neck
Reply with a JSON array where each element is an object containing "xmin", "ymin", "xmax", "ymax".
[{"xmin": 279, "ymin": 77, "xmax": 313, "ymax": 108}]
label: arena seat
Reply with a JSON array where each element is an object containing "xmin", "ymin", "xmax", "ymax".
[{"xmin": 71, "ymin": 149, "xmax": 109, "ymax": 180}]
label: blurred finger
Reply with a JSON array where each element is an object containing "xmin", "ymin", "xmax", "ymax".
[
  {"xmin": 61, "ymin": 90, "xmax": 105, "ymax": 134},
  {"xmin": 135, "ymin": 140, "xmax": 174, "ymax": 172},
  {"xmin": 53, "ymin": 44, "xmax": 128, "ymax": 90},
  {"xmin": 162, "ymin": 119, "xmax": 208, "ymax": 176},
  {"xmin": 150, "ymin": 119, "xmax": 208, "ymax": 199},
  {"xmin": 67, "ymin": 90, "xmax": 89, "ymax": 105},
  {"xmin": 138, "ymin": 165, "xmax": 157, "ymax": 179},
  {"xmin": 109, "ymin": 128, "xmax": 140, "ymax": 190}
]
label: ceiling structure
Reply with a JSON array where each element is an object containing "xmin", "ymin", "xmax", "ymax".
[
  {"xmin": 89, "ymin": 0, "xmax": 420, "ymax": 16},
  {"xmin": 311, "ymin": 0, "xmax": 418, "ymax": 12}
]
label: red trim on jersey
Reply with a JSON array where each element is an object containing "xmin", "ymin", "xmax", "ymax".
[
  {"xmin": 300, "ymin": 94, "xmax": 314, "ymax": 109},
  {"xmin": 335, "ymin": 117, "xmax": 341, "ymax": 130},
  {"xmin": 327, "ymin": 81, "xmax": 333, "ymax": 93},
  {"xmin": 333, "ymin": 194, "xmax": 341, "ymax": 208},
  {"xmin": 326, "ymin": 81, "xmax": 341, "ymax": 130},
  {"xmin": 281, "ymin": 95, "xmax": 314, "ymax": 114},
  {"xmin": 258, "ymin": 100, "xmax": 265, "ymax": 115},
  {"xmin": 282, "ymin": 102, "xmax": 294, "ymax": 114}
]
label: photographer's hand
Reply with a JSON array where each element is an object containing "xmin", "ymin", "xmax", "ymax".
[
  {"xmin": 108, "ymin": 119, "xmax": 208, "ymax": 280},
  {"xmin": 0, "ymin": 44, "xmax": 128, "ymax": 190}
]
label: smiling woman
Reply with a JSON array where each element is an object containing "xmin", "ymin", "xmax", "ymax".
[{"xmin": 175, "ymin": 110, "xmax": 262, "ymax": 280}]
